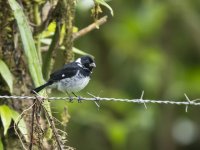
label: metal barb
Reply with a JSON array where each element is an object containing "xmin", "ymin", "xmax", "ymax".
[
  {"xmin": 87, "ymin": 92, "xmax": 100, "ymax": 109},
  {"xmin": 140, "ymin": 91, "xmax": 147, "ymax": 109},
  {"xmin": 1, "ymin": 94, "xmax": 200, "ymax": 109},
  {"xmin": 184, "ymin": 93, "xmax": 191, "ymax": 113}
]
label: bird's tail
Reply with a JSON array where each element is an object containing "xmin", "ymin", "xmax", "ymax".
[{"xmin": 31, "ymin": 81, "xmax": 52, "ymax": 94}]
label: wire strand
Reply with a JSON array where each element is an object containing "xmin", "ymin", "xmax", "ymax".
[{"xmin": 1, "ymin": 93, "xmax": 200, "ymax": 107}]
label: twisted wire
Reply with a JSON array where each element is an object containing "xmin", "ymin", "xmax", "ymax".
[{"xmin": 0, "ymin": 95, "xmax": 200, "ymax": 106}]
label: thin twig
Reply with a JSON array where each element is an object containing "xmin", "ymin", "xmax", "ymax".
[
  {"xmin": 14, "ymin": 101, "xmax": 37, "ymax": 150},
  {"xmin": 42, "ymin": 105, "xmax": 63, "ymax": 150},
  {"xmin": 73, "ymin": 16, "xmax": 108, "ymax": 40},
  {"xmin": 14, "ymin": 125, "xmax": 28, "ymax": 150},
  {"xmin": 33, "ymin": 7, "xmax": 54, "ymax": 35},
  {"xmin": 29, "ymin": 100, "xmax": 36, "ymax": 150},
  {"xmin": 34, "ymin": 96, "xmax": 63, "ymax": 150},
  {"xmin": 43, "ymin": 22, "xmax": 63, "ymax": 80}
]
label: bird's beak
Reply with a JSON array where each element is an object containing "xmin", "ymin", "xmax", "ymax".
[{"xmin": 89, "ymin": 62, "xmax": 96, "ymax": 68}]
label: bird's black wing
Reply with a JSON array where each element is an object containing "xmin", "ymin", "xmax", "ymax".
[{"xmin": 49, "ymin": 63, "xmax": 79, "ymax": 82}]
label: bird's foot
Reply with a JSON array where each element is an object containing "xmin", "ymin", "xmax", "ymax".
[
  {"xmin": 72, "ymin": 92, "xmax": 82, "ymax": 103},
  {"xmin": 69, "ymin": 96, "xmax": 74, "ymax": 103},
  {"xmin": 77, "ymin": 96, "xmax": 82, "ymax": 103}
]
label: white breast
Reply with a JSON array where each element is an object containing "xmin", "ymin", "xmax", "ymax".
[{"xmin": 56, "ymin": 71, "xmax": 90, "ymax": 93}]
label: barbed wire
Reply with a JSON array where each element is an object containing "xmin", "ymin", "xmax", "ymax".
[{"xmin": 1, "ymin": 92, "xmax": 200, "ymax": 112}]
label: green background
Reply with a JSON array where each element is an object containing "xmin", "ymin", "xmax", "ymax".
[{"xmin": 51, "ymin": 0, "xmax": 200, "ymax": 150}]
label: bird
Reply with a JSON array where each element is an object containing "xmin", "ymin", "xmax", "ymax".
[{"xmin": 31, "ymin": 56, "xmax": 96, "ymax": 97}]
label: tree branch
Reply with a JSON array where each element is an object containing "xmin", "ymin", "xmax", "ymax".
[
  {"xmin": 64, "ymin": 0, "xmax": 76, "ymax": 63},
  {"xmin": 73, "ymin": 16, "xmax": 108, "ymax": 40},
  {"xmin": 42, "ymin": 22, "xmax": 63, "ymax": 80}
]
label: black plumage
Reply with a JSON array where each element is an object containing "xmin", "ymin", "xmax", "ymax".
[{"xmin": 31, "ymin": 56, "xmax": 96, "ymax": 94}]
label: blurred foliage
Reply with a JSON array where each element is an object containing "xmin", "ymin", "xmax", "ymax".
[
  {"xmin": 0, "ymin": 105, "xmax": 28, "ymax": 140},
  {"xmin": 1, "ymin": 0, "xmax": 200, "ymax": 149},
  {"xmin": 8, "ymin": 0, "xmax": 44, "ymax": 87},
  {"xmin": 0, "ymin": 59, "xmax": 13, "ymax": 93},
  {"xmin": 51, "ymin": 0, "xmax": 200, "ymax": 150},
  {"xmin": 0, "ymin": 139, "xmax": 3, "ymax": 150}
]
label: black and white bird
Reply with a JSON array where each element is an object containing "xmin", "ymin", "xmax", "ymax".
[{"xmin": 31, "ymin": 56, "xmax": 96, "ymax": 96}]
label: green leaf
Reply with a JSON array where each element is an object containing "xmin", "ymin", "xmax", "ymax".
[
  {"xmin": 0, "ymin": 59, "xmax": 13, "ymax": 93},
  {"xmin": 0, "ymin": 105, "xmax": 12, "ymax": 135},
  {"xmin": 40, "ymin": 38, "xmax": 52, "ymax": 45},
  {"xmin": 8, "ymin": 0, "xmax": 52, "ymax": 117},
  {"xmin": 72, "ymin": 47, "xmax": 94, "ymax": 58},
  {"xmin": 8, "ymin": 0, "xmax": 44, "ymax": 87},
  {"xmin": 44, "ymin": 128, "xmax": 53, "ymax": 140},
  {"xmin": 11, "ymin": 110, "xmax": 29, "ymax": 142},
  {"xmin": 40, "ymin": 38, "xmax": 93, "ymax": 57},
  {"xmin": 95, "ymin": 0, "xmax": 114, "ymax": 16},
  {"xmin": 0, "ymin": 138, "xmax": 3, "ymax": 150},
  {"xmin": 0, "ymin": 105, "xmax": 28, "ymax": 141}
]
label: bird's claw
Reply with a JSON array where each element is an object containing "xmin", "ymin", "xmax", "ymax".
[
  {"xmin": 77, "ymin": 96, "xmax": 82, "ymax": 103},
  {"xmin": 69, "ymin": 96, "xmax": 73, "ymax": 103}
]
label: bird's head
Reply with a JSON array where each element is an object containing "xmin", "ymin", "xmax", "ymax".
[{"xmin": 76, "ymin": 56, "xmax": 96, "ymax": 72}]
